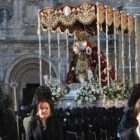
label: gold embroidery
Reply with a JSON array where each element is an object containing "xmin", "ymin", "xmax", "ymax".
[
  {"xmin": 114, "ymin": 10, "xmax": 120, "ymax": 29},
  {"xmin": 128, "ymin": 15, "xmax": 135, "ymax": 36},
  {"xmin": 106, "ymin": 6, "xmax": 113, "ymax": 26},
  {"xmin": 121, "ymin": 12, "xmax": 128, "ymax": 31},
  {"xmin": 40, "ymin": 2, "xmax": 96, "ymax": 29},
  {"xmin": 97, "ymin": 3, "xmax": 105, "ymax": 25},
  {"xmin": 39, "ymin": 2, "xmax": 135, "ymax": 35}
]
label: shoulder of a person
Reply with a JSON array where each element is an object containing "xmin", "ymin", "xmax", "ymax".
[{"xmin": 121, "ymin": 127, "xmax": 136, "ymax": 138}]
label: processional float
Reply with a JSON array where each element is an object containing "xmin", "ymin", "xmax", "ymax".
[{"xmin": 37, "ymin": 2, "xmax": 138, "ymax": 101}]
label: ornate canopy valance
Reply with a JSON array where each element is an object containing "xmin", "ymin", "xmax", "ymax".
[
  {"xmin": 39, "ymin": 2, "xmax": 96, "ymax": 34},
  {"xmin": 39, "ymin": 2, "xmax": 135, "ymax": 35}
]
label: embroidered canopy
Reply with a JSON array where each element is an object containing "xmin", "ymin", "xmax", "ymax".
[{"xmin": 39, "ymin": 2, "xmax": 135, "ymax": 35}]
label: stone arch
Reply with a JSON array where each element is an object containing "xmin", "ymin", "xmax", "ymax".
[{"xmin": 4, "ymin": 54, "xmax": 58, "ymax": 106}]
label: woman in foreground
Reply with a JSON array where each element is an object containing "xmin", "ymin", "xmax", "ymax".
[{"xmin": 26, "ymin": 99, "xmax": 63, "ymax": 140}]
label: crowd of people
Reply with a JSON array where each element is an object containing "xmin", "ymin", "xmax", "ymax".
[
  {"xmin": 0, "ymin": 85, "xmax": 63, "ymax": 140},
  {"xmin": 1, "ymin": 82, "xmax": 140, "ymax": 140}
]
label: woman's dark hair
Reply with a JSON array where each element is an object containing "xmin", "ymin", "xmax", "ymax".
[
  {"xmin": 36, "ymin": 86, "xmax": 52, "ymax": 101},
  {"xmin": 31, "ymin": 86, "xmax": 52, "ymax": 107},
  {"xmin": 134, "ymin": 98, "xmax": 140, "ymax": 118}
]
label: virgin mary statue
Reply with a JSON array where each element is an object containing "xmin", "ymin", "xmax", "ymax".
[{"xmin": 66, "ymin": 31, "xmax": 116, "ymax": 86}]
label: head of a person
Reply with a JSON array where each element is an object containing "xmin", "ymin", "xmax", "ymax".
[
  {"xmin": 134, "ymin": 98, "xmax": 140, "ymax": 124},
  {"xmin": 36, "ymin": 99, "xmax": 54, "ymax": 120},
  {"xmin": 36, "ymin": 86, "xmax": 52, "ymax": 102},
  {"xmin": 127, "ymin": 83, "xmax": 140, "ymax": 108}
]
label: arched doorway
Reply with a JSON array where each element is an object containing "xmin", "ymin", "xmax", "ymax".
[{"xmin": 4, "ymin": 54, "xmax": 58, "ymax": 108}]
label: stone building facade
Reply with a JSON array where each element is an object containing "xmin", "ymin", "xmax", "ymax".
[{"xmin": 0, "ymin": 0, "xmax": 140, "ymax": 108}]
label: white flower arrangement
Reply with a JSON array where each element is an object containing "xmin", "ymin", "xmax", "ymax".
[
  {"xmin": 51, "ymin": 85, "xmax": 67, "ymax": 104},
  {"xmin": 76, "ymin": 78, "xmax": 132, "ymax": 104},
  {"xmin": 44, "ymin": 74, "xmax": 132, "ymax": 104},
  {"xmin": 76, "ymin": 82, "xmax": 100, "ymax": 103},
  {"xmin": 44, "ymin": 75, "xmax": 67, "ymax": 104},
  {"xmin": 103, "ymin": 80, "xmax": 132, "ymax": 100}
]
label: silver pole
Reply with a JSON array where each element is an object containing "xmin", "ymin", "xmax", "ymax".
[
  {"xmin": 121, "ymin": 13, "xmax": 125, "ymax": 86},
  {"xmin": 113, "ymin": 9, "xmax": 118, "ymax": 81},
  {"xmin": 57, "ymin": 29, "xmax": 61, "ymax": 87},
  {"xmin": 134, "ymin": 16, "xmax": 139, "ymax": 83},
  {"xmin": 37, "ymin": 10, "xmax": 42, "ymax": 86},
  {"xmin": 97, "ymin": 3, "xmax": 102, "ymax": 89},
  {"xmin": 39, "ymin": 33, "xmax": 42, "ymax": 86},
  {"xmin": 48, "ymin": 29, "xmax": 52, "ymax": 82},
  {"xmin": 128, "ymin": 14, "xmax": 132, "ymax": 82},
  {"xmin": 66, "ymin": 30, "xmax": 69, "ymax": 73},
  {"xmin": 128, "ymin": 34, "xmax": 132, "ymax": 81},
  {"xmin": 10, "ymin": 81, "xmax": 19, "ymax": 140},
  {"xmin": 105, "ymin": 6, "xmax": 110, "ymax": 87}
]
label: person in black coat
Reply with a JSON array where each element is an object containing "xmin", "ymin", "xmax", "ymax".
[
  {"xmin": 26, "ymin": 99, "xmax": 63, "ymax": 140},
  {"xmin": 120, "ymin": 98, "xmax": 140, "ymax": 140},
  {"xmin": 117, "ymin": 83, "xmax": 140, "ymax": 139},
  {"xmin": 0, "ymin": 92, "xmax": 19, "ymax": 140},
  {"xmin": 23, "ymin": 86, "xmax": 53, "ymax": 136}
]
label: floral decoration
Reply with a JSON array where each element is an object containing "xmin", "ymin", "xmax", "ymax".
[
  {"xmin": 51, "ymin": 86, "xmax": 68, "ymax": 104},
  {"xmin": 103, "ymin": 80, "xmax": 132, "ymax": 100},
  {"xmin": 76, "ymin": 79, "xmax": 101, "ymax": 104},
  {"xmin": 44, "ymin": 75, "xmax": 68, "ymax": 104},
  {"xmin": 76, "ymin": 77, "xmax": 133, "ymax": 104}
]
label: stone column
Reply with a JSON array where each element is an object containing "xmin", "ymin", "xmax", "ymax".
[
  {"xmin": 18, "ymin": 0, "xmax": 23, "ymax": 27},
  {"xmin": 13, "ymin": 0, "xmax": 18, "ymax": 27}
]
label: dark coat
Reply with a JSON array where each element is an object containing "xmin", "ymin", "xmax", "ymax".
[
  {"xmin": 0, "ymin": 108, "xmax": 19, "ymax": 140},
  {"xmin": 26, "ymin": 115, "xmax": 63, "ymax": 140},
  {"xmin": 120, "ymin": 127, "xmax": 139, "ymax": 140}
]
